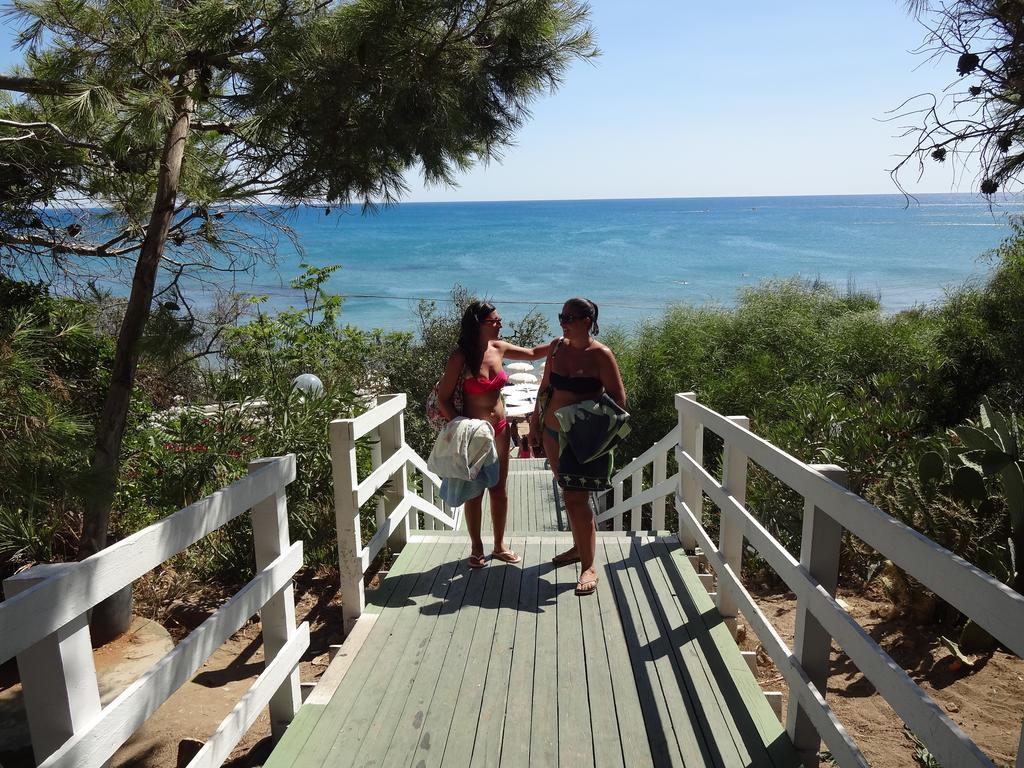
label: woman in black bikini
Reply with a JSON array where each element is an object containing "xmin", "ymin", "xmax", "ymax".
[
  {"xmin": 438, "ymin": 301, "xmax": 550, "ymax": 568},
  {"xmin": 529, "ymin": 297, "xmax": 626, "ymax": 595}
]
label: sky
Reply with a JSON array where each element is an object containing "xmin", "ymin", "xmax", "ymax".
[{"xmin": 0, "ymin": 0, "xmax": 978, "ymax": 201}]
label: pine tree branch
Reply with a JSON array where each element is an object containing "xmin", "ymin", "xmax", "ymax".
[
  {"xmin": 0, "ymin": 232, "xmax": 138, "ymax": 257},
  {"xmin": 0, "ymin": 118, "xmax": 104, "ymax": 152},
  {"xmin": 0, "ymin": 74, "xmax": 73, "ymax": 96}
]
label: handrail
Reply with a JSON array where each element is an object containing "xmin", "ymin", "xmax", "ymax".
[
  {"xmin": 330, "ymin": 395, "xmax": 461, "ymax": 630},
  {"xmin": 611, "ymin": 424, "xmax": 679, "ymax": 481},
  {"xmin": 600, "ymin": 424, "xmax": 678, "ymax": 531},
  {"xmin": 674, "ymin": 391, "xmax": 1023, "ymax": 768},
  {"xmin": 0, "ymin": 455, "xmax": 306, "ymax": 768}
]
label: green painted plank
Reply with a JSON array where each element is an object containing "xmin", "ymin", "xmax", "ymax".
[
  {"xmin": 618, "ymin": 535, "xmax": 716, "ymax": 766},
  {"xmin": 437, "ymin": 546, "xmax": 511, "ymax": 765},
  {"xmin": 577, "ymin": 549, "xmax": 625, "ymax": 768},
  {"xmin": 497, "ymin": 537, "xmax": 542, "ymax": 768},
  {"xmin": 555, "ymin": 546, "xmax": 595, "ymax": 766},
  {"xmin": 660, "ymin": 543, "xmax": 800, "ymax": 767},
  {"xmin": 470, "ymin": 536, "xmax": 526, "ymax": 767},
  {"xmin": 594, "ymin": 537, "xmax": 653, "ymax": 768},
  {"xmin": 529, "ymin": 537, "xmax": 560, "ymax": 765},
  {"xmin": 366, "ymin": 537, "xmax": 428, "ymax": 613},
  {"xmin": 606, "ymin": 535, "xmax": 694, "ymax": 767},
  {"xmin": 343, "ymin": 540, "xmax": 466, "ymax": 768},
  {"xmin": 636, "ymin": 538, "xmax": 749, "ymax": 767},
  {"xmin": 407, "ymin": 547, "xmax": 503, "ymax": 768},
  {"xmin": 288, "ymin": 539, "xmax": 445, "ymax": 768},
  {"xmin": 262, "ymin": 704, "xmax": 326, "ymax": 768},
  {"xmin": 372, "ymin": 542, "xmax": 476, "ymax": 767}
]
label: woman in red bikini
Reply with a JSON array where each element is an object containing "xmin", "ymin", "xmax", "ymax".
[{"xmin": 437, "ymin": 301, "xmax": 550, "ymax": 568}]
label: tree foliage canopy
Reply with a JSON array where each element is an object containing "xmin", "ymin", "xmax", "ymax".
[{"xmin": 896, "ymin": 0, "xmax": 1024, "ymax": 194}]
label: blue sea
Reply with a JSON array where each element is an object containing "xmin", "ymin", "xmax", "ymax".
[{"xmin": 222, "ymin": 194, "xmax": 1024, "ymax": 333}]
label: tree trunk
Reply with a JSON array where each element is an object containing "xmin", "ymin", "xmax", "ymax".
[{"xmin": 77, "ymin": 71, "xmax": 197, "ymax": 560}]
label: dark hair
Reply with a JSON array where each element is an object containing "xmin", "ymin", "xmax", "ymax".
[
  {"xmin": 564, "ymin": 297, "xmax": 600, "ymax": 335},
  {"xmin": 457, "ymin": 300, "xmax": 496, "ymax": 372}
]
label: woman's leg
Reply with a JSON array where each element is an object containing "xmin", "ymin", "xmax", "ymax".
[
  {"xmin": 544, "ymin": 431, "xmax": 579, "ymax": 565},
  {"xmin": 464, "ymin": 493, "xmax": 485, "ymax": 566},
  {"xmin": 563, "ymin": 489, "xmax": 597, "ymax": 592},
  {"xmin": 489, "ymin": 425, "xmax": 517, "ymax": 559}
]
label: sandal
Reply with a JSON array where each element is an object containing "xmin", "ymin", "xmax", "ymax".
[
  {"xmin": 552, "ymin": 549, "xmax": 580, "ymax": 566},
  {"xmin": 575, "ymin": 575, "xmax": 599, "ymax": 596},
  {"xmin": 491, "ymin": 549, "xmax": 522, "ymax": 564},
  {"xmin": 468, "ymin": 553, "xmax": 488, "ymax": 569}
]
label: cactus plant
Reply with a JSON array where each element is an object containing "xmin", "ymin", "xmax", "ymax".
[{"xmin": 917, "ymin": 397, "xmax": 1023, "ymax": 651}]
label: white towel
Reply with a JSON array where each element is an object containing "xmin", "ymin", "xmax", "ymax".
[{"xmin": 427, "ymin": 417, "xmax": 497, "ymax": 480}]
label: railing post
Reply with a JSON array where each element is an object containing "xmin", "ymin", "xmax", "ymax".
[
  {"xmin": 613, "ymin": 479, "xmax": 624, "ymax": 531},
  {"xmin": 422, "ymin": 475, "xmax": 436, "ymax": 531},
  {"xmin": 653, "ymin": 450, "xmax": 667, "ymax": 530},
  {"xmin": 248, "ymin": 457, "xmax": 300, "ymax": 740},
  {"xmin": 330, "ymin": 418, "xmax": 365, "ymax": 632},
  {"xmin": 1016, "ymin": 722, "xmax": 1023, "ymax": 768},
  {"xmin": 370, "ymin": 417, "xmax": 386, "ymax": 531},
  {"xmin": 677, "ymin": 392, "xmax": 703, "ymax": 550},
  {"xmin": 718, "ymin": 416, "xmax": 749, "ymax": 623},
  {"xmin": 629, "ymin": 467, "xmax": 643, "ymax": 531},
  {"xmin": 788, "ymin": 463, "xmax": 847, "ymax": 766},
  {"xmin": 379, "ymin": 396, "xmax": 409, "ymax": 551},
  {"xmin": 3, "ymin": 563, "xmax": 102, "ymax": 764}
]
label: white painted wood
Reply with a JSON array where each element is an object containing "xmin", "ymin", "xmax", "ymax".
[
  {"xmin": 3, "ymin": 564, "xmax": 102, "ymax": 764},
  {"xmin": 741, "ymin": 650, "xmax": 757, "ymax": 676},
  {"xmin": 1016, "ymin": 724, "xmax": 1023, "ymax": 768},
  {"xmin": 350, "ymin": 393, "xmax": 407, "ymax": 440},
  {"xmin": 248, "ymin": 458, "xmax": 301, "ymax": 741},
  {"xmin": 355, "ymin": 445, "xmax": 413, "ymax": 507},
  {"xmin": 0, "ymin": 455, "xmax": 296, "ymax": 665},
  {"xmin": 652, "ymin": 451, "xmax": 668, "ymax": 530},
  {"xmin": 676, "ymin": 392, "xmax": 702, "ymax": 549},
  {"xmin": 612, "ymin": 425, "xmax": 678, "ymax": 479},
  {"xmin": 380, "ymin": 407, "xmax": 410, "ymax": 551},
  {"xmin": 629, "ymin": 468, "xmax": 643, "ymax": 531},
  {"xmin": 370, "ymin": 419, "xmax": 386, "ymax": 530},
  {"xmin": 404, "ymin": 448, "xmax": 442, "ymax": 487},
  {"xmin": 596, "ymin": 475, "xmax": 677, "ymax": 526},
  {"xmin": 407, "ymin": 494, "xmax": 457, "ymax": 529},
  {"xmin": 40, "ymin": 544, "xmax": 303, "ymax": 768},
  {"xmin": 185, "ymin": 623, "xmax": 310, "ymax": 768},
  {"xmin": 676, "ymin": 394, "xmax": 1024, "ymax": 659},
  {"xmin": 363, "ymin": 497, "xmax": 415, "ymax": 565},
  {"xmin": 789, "ymin": 464, "xmax": 847, "ymax": 764},
  {"xmin": 330, "ymin": 418, "xmax": 364, "ymax": 631},
  {"xmin": 613, "ymin": 480, "xmax": 624, "ymax": 531},
  {"xmin": 717, "ymin": 416, "xmax": 749, "ymax": 621},
  {"xmin": 420, "ymin": 475, "xmax": 437, "ymax": 531},
  {"xmin": 678, "ymin": 447, "xmax": 995, "ymax": 768}
]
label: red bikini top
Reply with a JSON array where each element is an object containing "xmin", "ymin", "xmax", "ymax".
[{"xmin": 462, "ymin": 368, "xmax": 509, "ymax": 396}]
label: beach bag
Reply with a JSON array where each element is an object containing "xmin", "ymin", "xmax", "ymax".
[{"xmin": 426, "ymin": 374, "xmax": 464, "ymax": 431}]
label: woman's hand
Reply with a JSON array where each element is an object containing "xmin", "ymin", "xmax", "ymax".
[{"xmin": 528, "ymin": 413, "xmax": 542, "ymax": 447}]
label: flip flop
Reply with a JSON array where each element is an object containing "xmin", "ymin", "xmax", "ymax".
[
  {"xmin": 575, "ymin": 576, "xmax": 599, "ymax": 596},
  {"xmin": 468, "ymin": 553, "xmax": 488, "ymax": 569},
  {"xmin": 552, "ymin": 550, "xmax": 581, "ymax": 566},
  {"xmin": 491, "ymin": 549, "xmax": 522, "ymax": 564}
]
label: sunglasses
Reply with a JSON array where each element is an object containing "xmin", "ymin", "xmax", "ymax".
[
  {"xmin": 558, "ymin": 312, "xmax": 589, "ymax": 324},
  {"xmin": 481, "ymin": 317, "xmax": 503, "ymax": 326}
]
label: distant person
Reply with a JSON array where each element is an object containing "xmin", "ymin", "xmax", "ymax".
[
  {"xmin": 437, "ymin": 301, "xmax": 550, "ymax": 568},
  {"xmin": 529, "ymin": 298, "xmax": 628, "ymax": 596}
]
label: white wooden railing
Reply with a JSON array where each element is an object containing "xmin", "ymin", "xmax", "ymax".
[
  {"xmin": 330, "ymin": 394, "xmax": 463, "ymax": 631},
  {"xmin": 673, "ymin": 391, "xmax": 1024, "ymax": 768},
  {"xmin": 0, "ymin": 454, "xmax": 307, "ymax": 768},
  {"xmin": 595, "ymin": 423, "xmax": 679, "ymax": 530}
]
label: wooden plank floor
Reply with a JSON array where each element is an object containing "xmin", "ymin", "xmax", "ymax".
[
  {"xmin": 468, "ymin": 457, "xmax": 563, "ymax": 533},
  {"xmin": 267, "ymin": 532, "xmax": 800, "ymax": 768}
]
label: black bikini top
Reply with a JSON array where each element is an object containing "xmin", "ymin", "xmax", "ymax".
[{"xmin": 550, "ymin": 371, "xmax": 602, "ymax": 393}]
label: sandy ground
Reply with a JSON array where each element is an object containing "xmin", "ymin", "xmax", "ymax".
[{"xmin": 0, "ymin": 569, "xmax": 1020, "ymax": 767}]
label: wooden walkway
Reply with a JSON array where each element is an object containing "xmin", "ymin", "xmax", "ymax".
[
  {"xmin": 474, "ymin": 458, "xmax": 563, "ymax": 532},
  {"xmin": 266, "ymin": 460, "xmax": 799, "ymax": 768}
]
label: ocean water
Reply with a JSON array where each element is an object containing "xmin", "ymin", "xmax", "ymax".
[{"xmin": 228, "ymin": 194, "xmax": 1024, "ymax": 333}]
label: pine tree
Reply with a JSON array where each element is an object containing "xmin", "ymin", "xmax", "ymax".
[{"xmin": 0, "ymin": 0, "xmax": 596, "ymax": 557}]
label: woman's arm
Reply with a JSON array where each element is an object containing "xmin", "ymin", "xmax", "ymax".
[
  {"xmin": 597, "ymin": 347, "xmax": 627, "ymax": 409},
  {"xmin": 437, "ymin": 349, "xmax": 466, "ymax": 420},
  {"xmin": 528, "ymin": 339, "xmax": 559, "ymax": 445},
  {"xmin": 497, "ymin": 339, "xmax": 552, "ymax": 361}
]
